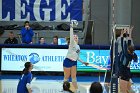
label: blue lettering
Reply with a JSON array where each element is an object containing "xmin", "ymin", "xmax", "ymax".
[
  {"xmin": 42, "ymin": 56, "xmax": 65, "ymax": 62},
  {"xmin": 3, "ymin": 55, "xmax": 27, "ymax": 61},
  {"xmin": 3, "ymin": 55, "xmax": 8, "ymax": 61}
]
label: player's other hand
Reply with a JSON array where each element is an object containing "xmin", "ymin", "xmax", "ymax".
[
  {"xmin": 130, "ymin": 26, "xmax": 134, "ymax": 32},
  {"xmin": 83, "ymin": 62, "xmax": 89, "ymax": 66}
]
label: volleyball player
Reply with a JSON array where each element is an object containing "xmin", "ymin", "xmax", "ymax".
[
  {"xmin": 119, "ymin": 45, "xmax": 137, "ymax": 93},
  {"xmin": 63, "ymin": 20, "xmax": 88, "ymax": 90},
  {"xmin": 118, "ymin": 26, "xmax": 137, "ymax": 93},
  {"xmin": 17, "ymin": 62, "xmax": 33, "ymax": 93}
]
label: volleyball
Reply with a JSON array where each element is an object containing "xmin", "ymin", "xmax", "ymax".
[{"xmin": 71, "ymin": 20, "xmax": 78, "ymax": 27}]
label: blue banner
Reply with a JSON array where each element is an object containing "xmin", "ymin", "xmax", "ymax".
[
  {"xmin": 0, "ymin": 0, "xmax": 82, "ymax": 21},
  {"xmin": 78, "ymin": 50, "xmax": 140, "ymax": 72},
  {"xmin": 77, "ymin": 50, "xmax": 110, "ymax": 71}
]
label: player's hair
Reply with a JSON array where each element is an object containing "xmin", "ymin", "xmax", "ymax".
[
  {"xmin": 128, "ymin": 45, "xmax": 135, "ymax": 54},
  {"xmin": 63, "ymin": 81, "xmax": 74, "ymax": 93},
  {"xmin": 90, "ymin": 82, "xmax": 103, "ymax": 93},
  {"xmin": 22, "ymin": 62, "xmax": 31, "ymax": 75},
  {"xmin": 66, "ymin": 37, "xmax": 70, "ymax": 45}
]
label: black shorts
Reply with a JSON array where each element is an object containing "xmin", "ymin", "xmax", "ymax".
[{"xmin": 119, "ymin": 65, "xmax": 131, "ymax": 81}]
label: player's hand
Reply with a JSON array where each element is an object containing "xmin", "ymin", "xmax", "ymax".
[
  {"xmin": 70, "ymin": 20, "xmax": 78, "ymax": 27},
  {"xmin": 130, "ymin": 26, "xmax": 134, "ymax": 32},
  {"xmin": 121, "ymin": 29, "xmax": 125, "ymax": 36},
  {"xmin": 83, "ymin": 62, "xmax": 89, "ymax": 66},
  {"xmin": 70, "ymin": 23, "xmax": 73, "ymax": 28}
]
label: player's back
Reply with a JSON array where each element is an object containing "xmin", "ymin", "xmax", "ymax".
[{"xmin": 17, "ymin": 72, "xmax": 32, "ymax": 93}]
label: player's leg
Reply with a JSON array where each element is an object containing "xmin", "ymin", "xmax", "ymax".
[
  {"xmin": 71, "ymin": 66, "xmax": 78, "ymax": 90},
  {"xmin": 119, "ymin": 79, "xmax": 128, "ymax": 93},
  {"xmin": 127, "ymin": 80, "xmax": 133, "ymax": 93},
  {"xmin": 63, "ymin": 67, "xmax": 71, "ymax": 82},
  {"xmin": 63, "ymin": 58, "xmax": 72, "ymax": 82}
]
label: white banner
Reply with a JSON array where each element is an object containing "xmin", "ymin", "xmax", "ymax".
[
  {"xmin": 1, "ymin": 48, "xmax": 140, "ymax": 72},
  {"xmin": 1, "ymin": 48, "xmax": 67, "ymax": 71}
]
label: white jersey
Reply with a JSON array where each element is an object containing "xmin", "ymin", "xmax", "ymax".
[{"xmin": 66, "ymin": 26, "xmax": 81, "ymax": 61}]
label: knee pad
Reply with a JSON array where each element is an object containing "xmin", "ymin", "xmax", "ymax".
[
  {"xmin": 72, "ymin": 78, "xmax": 77, "ymax": 82},
  {"xmin": 64, "ymin": 78, "xmax": 68, "ymax": 82}
]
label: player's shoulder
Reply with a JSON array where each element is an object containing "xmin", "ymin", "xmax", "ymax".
[{"xmin": 26, "ymin": 72, "xmax": 32, "ymax": 76}]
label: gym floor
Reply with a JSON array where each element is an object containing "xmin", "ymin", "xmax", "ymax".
[{"xmin": 0, "ymin": 75, "xmax": 140, "ymax": 93}]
